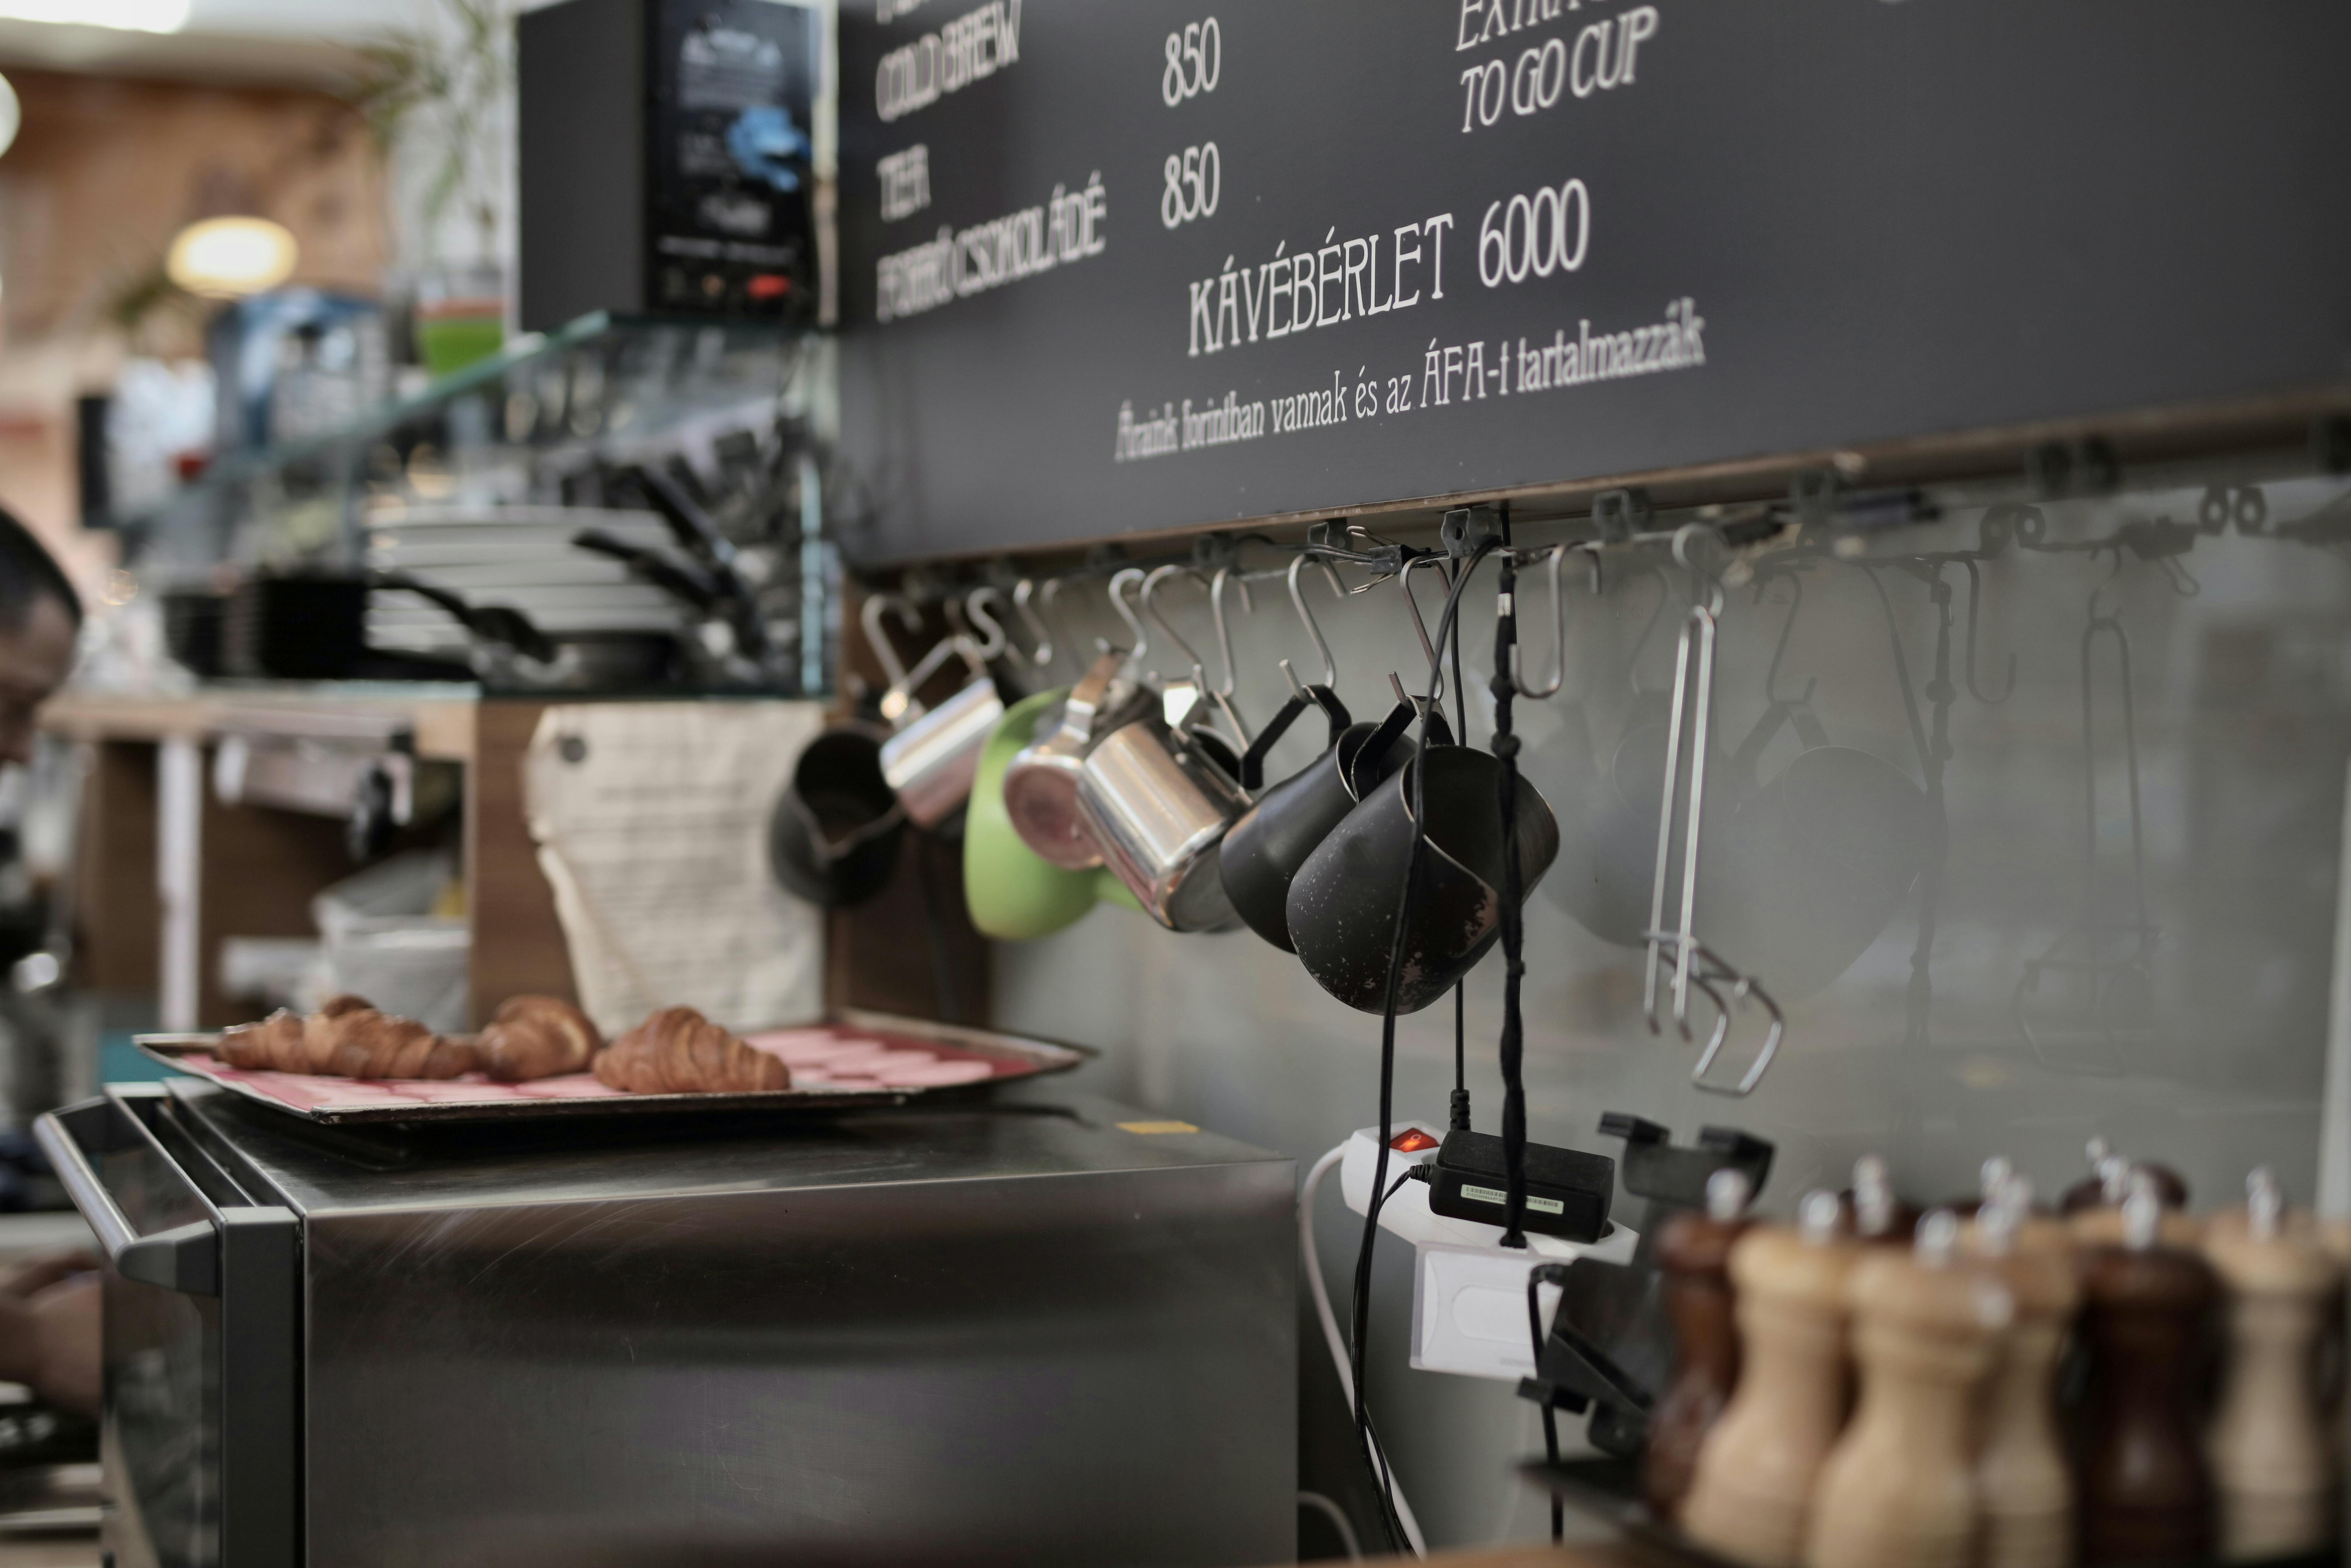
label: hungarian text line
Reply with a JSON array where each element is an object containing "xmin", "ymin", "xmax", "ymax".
[{"xmin": 1119, "ymin": 297, "xmax": 1707, "ymax": 463}]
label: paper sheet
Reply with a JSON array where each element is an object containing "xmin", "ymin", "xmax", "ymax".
[{"xmin": 524, "ymin": 702, "xmax": 828, "ymax": 1037}]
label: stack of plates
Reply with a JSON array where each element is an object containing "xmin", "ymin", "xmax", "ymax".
[{"xmin": 364, "ymin": 505, "xmax": 685, "ymax": 656}]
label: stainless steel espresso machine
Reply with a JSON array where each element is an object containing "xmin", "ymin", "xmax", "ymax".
[{"xmin": 39, "ymin": 1079, "xmax": 1295, "ymax": 1567}]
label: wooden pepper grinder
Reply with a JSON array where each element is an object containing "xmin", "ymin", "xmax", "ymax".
[
  {"xmin": 1847, "ymin": 1155, "xmax": 1921, "ymax": 1244},
  {"xmin": 2059, "ymin": 1137, "xmax": 2127, "ymax": 1215},
  {"xmin": 1683, "ymin": 1192, "xmax": 1858, "ymax": 1568},
  {"xmin": 2080, "ymin": 1184, "xmax": 2218, "ymax": 1565},
  {"xmin": 2203, "ymin": 1168, "xmax": 2341, "ymax": 1561},
  {"xmin": 1970, "ymin": 1175, "xmax": 2081, "ymax": 1568},
  {"xmin": 2064, "ymin": 1138, "xmax": 2194, "ymax": 1239},
  {"xmin": 1647, "ymin": 1167, "xmax": 1758, "ymax": 1523},
  {"xmin": 1965, "ymin": 1155, "xmax": 2016, "ymax": 1216},
  {"xmin": 1805, "ymin": 1210, "xmax": 2013, "ymax": 1568}
]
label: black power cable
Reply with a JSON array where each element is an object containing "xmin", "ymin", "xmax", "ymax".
[
  {"xmin": 1347, "ymin": 539, "xmax": 1496, "ymax": 1552},
  {"xmin": 1526, "ymin": 1264, "xmax": 1572, "ymax": 1542},
  {"xmin": 1448, "ymin": 556, "xmax": 1474, "ymax": 1137},
  {"xmin": 1492, "ymin": 552, "xmax": 1530, "ymax": 1249}
]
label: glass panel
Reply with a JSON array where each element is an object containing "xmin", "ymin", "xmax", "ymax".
[{"xmin": 100, "ymin": 1118, "xmax": 220, "ymax": 1568}]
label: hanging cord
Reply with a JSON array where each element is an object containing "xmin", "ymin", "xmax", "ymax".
[
  {"xmin": 1493, "ymin": 552, "xmax": 1530, "ymax": 1249},
  {"xmin": 1349, "ymin": 539, "xmax": 1496, "ymax": 1550},
  {"xmin": 1526, "ymin": 1264, "xmax": 1573, "ymax": 1542},
  {"xmin": 1301, "ymin": 1146, "xmax": 1428, "ymax": 1557},
  {"xmin": 1450, "ymin": 984, "xmax": 1470, "ymax": 1132},
  {"xmin": 1450, "ymin": 556, "xmax": 1473, "ymax": 1133}
]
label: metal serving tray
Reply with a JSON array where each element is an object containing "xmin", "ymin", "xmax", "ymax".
[{"xmin": 134, "ymin": 1009, "xmax": 1090, "ymax": 1126}]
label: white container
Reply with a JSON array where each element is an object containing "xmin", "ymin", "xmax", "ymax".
[
  {"xmin": 307, "ymin": 852, "xmax": 469, "ymax": 1032},
  {"xmin": 316, "ymin": 919, "xmax": 470, "ymax": 1034}
]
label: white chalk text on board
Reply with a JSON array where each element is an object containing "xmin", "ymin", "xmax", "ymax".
[
  {"xmin": 1457, "ymin": 2, "xmax": 1659, "ymax": 134},
  {"xmin": 876, "ymin": 0, "xmax": 1022, "ymax": 124},
  {"xmin": 876, "ymin": 173, "xmax": 1106, "ymax": 321},
  {"xmin": 1187, "ymin": 216, "xmax": 1460, "ymax": 357},
  {"xmin": 1119, "ymin": 298, "xmax": 1706, "ymax": 463},
  {"xmin": 878, "ymin": 145, "xmax": 932, "ymax": 223},
  {"xmin": 1162, "ymin": 17, "xmax": 1222, "ymax": 107}
]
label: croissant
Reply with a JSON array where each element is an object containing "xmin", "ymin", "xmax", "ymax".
[
  {"xmin": 219, "ymin": 1008, "xmax": 307, "ymax": 1072},
  {"xmin": 593, "ymin": 1006, "xmax": 789, "ymax": 1094},
  {"xmin": 326, "ymin": 1010, "xmax": 477, "ymax": 1079},
  {"xmin": 218, "ymin": 996, "xmax": 475, "ymax": 1079},
  {"xmin": 478, "ymin": 995, "xmax": 601, "ymax": 1081}
]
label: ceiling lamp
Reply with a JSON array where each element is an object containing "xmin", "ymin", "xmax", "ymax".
[
  {"xmin": 166, "ymin": 215, "xmax": 298, "ymax": 299},
  {"xmin": 0, "ymin": 0, "xmax": 189, "ymax": 30}
]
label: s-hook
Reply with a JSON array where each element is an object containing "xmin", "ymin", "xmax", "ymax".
[
  {"xmin": 1012, "ymin": 578, "xmax": 1059, "ymax": 671},
  {"xmin": 1143, "ymin": 564, "xmax": 1252, "ymax": 747},
  {"xmin": 1502, "ymin": 543, "xmax": 1598, "ymax": 700},
  {"xmin": 1285, "ymin": 554, "xmax": 1346, "ymax": 695},
  {"xmin": 1959, "ymin": 560, "xmax": 2015, "ymax": 703},
  {"xmin": 1758, "ymin": 572, "xmax": 1819, "ymax": 711},
  {"xmin": 859, "ymin": 592, "xmax": 923, "ymax": 694},
  {"xmin": 2012, "ymin": 549, "xmax": 2157, "ymax": 1073},
  {"xmin": 1400, "ymin": 554, "xmax": 1457, "ymax": 717},
  {"xmin": 1106, "ymin": 567, "xmax": 1151, "ymax": 669},
  {"xmin": 1210, "ymin": 567, "xmax": 1252, "ymax": 703},
  {"xmin": 962, "ymin": 586, "xmax": 1009, "ymax": 662}
]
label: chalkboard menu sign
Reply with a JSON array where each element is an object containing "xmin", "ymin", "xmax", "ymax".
[{"xmin": 837, "ymin": 2, "xmax": 2351, "ymax": 563}]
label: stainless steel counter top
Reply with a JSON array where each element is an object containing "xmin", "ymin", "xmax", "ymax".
[{"xmin": 164, "ymin": 1076, "xmax": 1287, "ymax": 1220}]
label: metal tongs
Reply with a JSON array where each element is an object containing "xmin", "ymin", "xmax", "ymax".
[
  {"xmin": 2011, "ymin": 547, "xmax": 2164, "ymax": 1071},
  {"xmin": 1640, "ymin": 527, "xmax": 1785, "ymax": 1096}
]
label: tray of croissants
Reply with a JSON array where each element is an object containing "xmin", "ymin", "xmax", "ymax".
[{"xmin": 132, "ymin": 996, "xmax": 1090, "ymax": 1125}]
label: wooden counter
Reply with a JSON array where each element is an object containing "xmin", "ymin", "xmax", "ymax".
[
  {"xmin": 41, "ymin": 684, "xmax": 982, "ymax": 1033},
  {"xmin": 42, "ymin": 686, "xmax": 475, "ymax": 762},
  {"xmin": 39, "ymin": 686, "xmax": 528, "ymax": 1030}
]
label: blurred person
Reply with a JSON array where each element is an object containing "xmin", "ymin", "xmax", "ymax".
[
  {"xmin": 0, "ymin": 1251, "xmax": 98, "ymax": 1415},
  {"xmin": 0, "ymin": 511, "xmax": 95, "ymax": 1417},
  {"xmin": 0, "ymin": 507, "xmax": 80, "ymax": 770}
]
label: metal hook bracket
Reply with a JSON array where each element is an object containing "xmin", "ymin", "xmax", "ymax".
[
  {"xmin": 1306, "ymin": 518, "xmax": 1405, "ymax": 580},
  {"xmin": 2027, "ymin": 437, "xmax": 2121, "ymax": 499},
  {"xmin": 1592, "ymin": 488, "xmax": 1653, "ymax": 544},
  {"xmin": 1441, "ymin": 503, "xmax": 1508, "ymax": 560}
]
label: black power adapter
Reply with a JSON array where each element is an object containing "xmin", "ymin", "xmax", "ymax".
[{"xmin": 1424, "ymin": 1130, "xmax": 1614, "ymax": 1244}]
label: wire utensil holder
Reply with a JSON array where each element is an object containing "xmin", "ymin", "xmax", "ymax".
[{"xmin": 1640, "ymin": 528, "xmax": 1785, "ymax": 1096}]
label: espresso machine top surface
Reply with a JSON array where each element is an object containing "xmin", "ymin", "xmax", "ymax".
[{"xmin": 162, "ymin": 1076, "xmax": 1286, "ymax": 1219}]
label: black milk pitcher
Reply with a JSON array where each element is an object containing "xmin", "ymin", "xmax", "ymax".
[
  {"xmin": 1220, "ymin": 687, "xmax": 1428, "ymax": 951},
  {"xmin": 1286, "ymin": 742, "xmax": 1561, "ymax": 1015}
]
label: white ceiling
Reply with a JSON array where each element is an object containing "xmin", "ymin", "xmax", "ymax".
[
  {"xmin": 184, "ymin": 0, "xmax": 426, "ymax": 36},
  {"xmin": 0, "ymin": 0, "xmax": 574, "ymax": 88},
  {"xmin": 186, "ymin": 0, "xmax": 573, "ymax": 38}
]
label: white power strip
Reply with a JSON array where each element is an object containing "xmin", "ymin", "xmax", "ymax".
[{"xmin": 1339, "ymin": 1122, "xmax": 1638, "ymax": 1382}]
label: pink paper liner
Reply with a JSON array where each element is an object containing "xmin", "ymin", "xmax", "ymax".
[
  {"xmin": 175, "ymin": 1024, "xmax": 1038, "ymax": 1116},
  {"xmin": 874, "ymin": 1060, "xmax": 995, "ymax": 1088}
]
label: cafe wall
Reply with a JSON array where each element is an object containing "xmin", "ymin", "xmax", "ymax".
[
  {"xmin": 987, "ymin": 476, "xmax": 2351, "ymax": 1550},
  {"xmin": 0, "ymin": 68, "xmax": 386, "ymax": 577}
]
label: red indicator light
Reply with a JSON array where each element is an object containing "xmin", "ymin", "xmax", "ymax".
[
  {"xmin": 748, "ymin": 274, "xmax": 790, "ymax": 300},
  {"xmin": 1390, "ymin": 1129, "xmax": 1439, "ymax": 1153}
]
